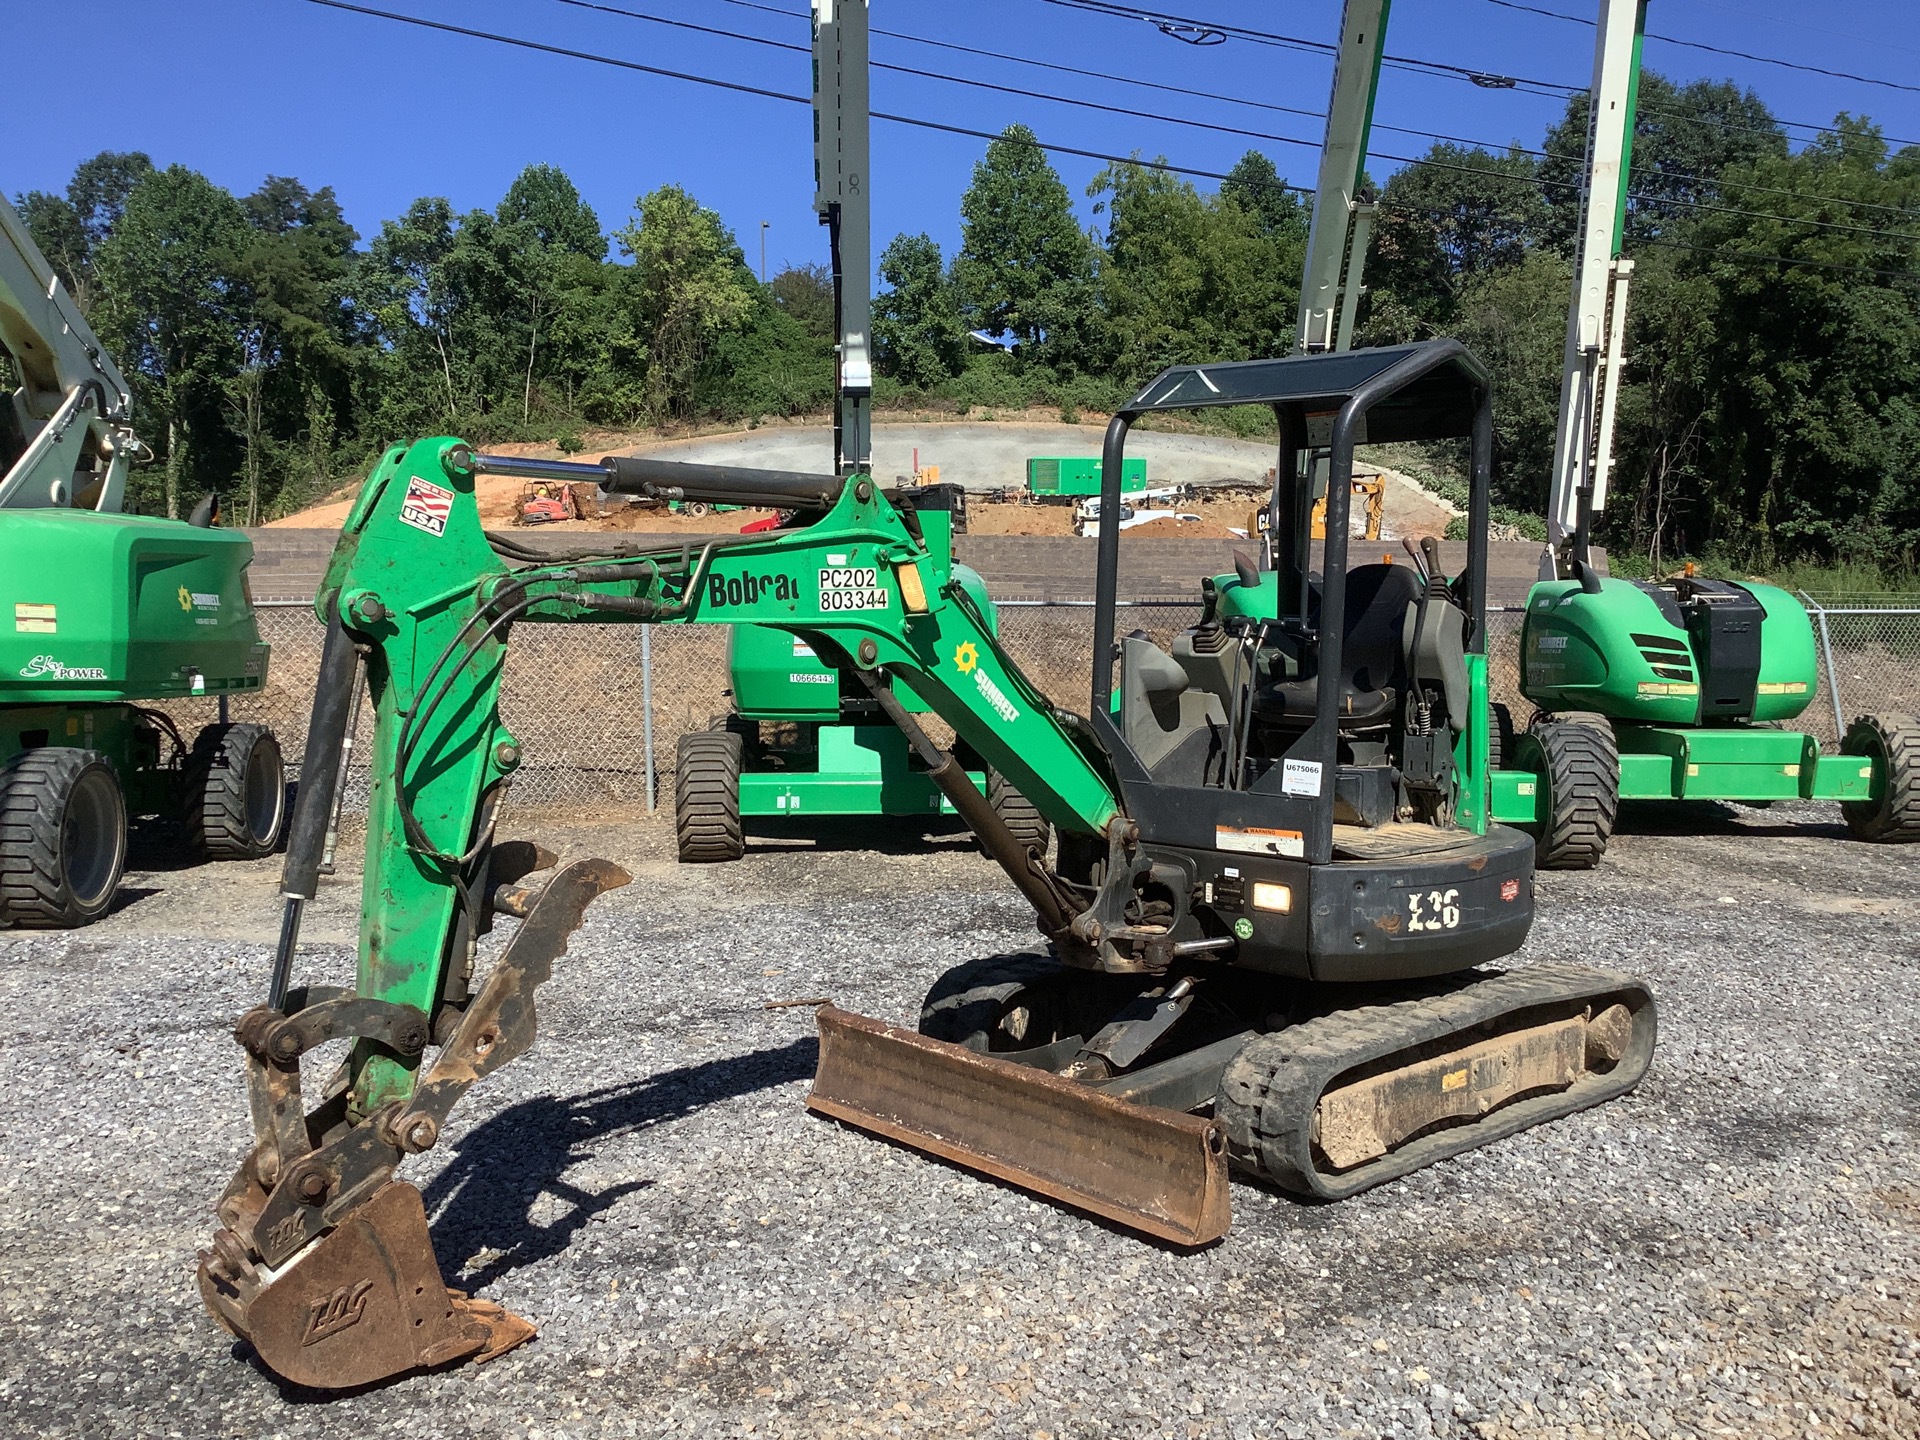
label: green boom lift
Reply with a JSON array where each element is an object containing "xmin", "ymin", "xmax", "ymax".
[
  {"xmin": 680, "ymin": 493, "xmax": 1048, "ymax": 861},
  {"xmin": 0, "ymin": 195, "xmax": 286, "ymax": 928},
  {"xmin": 672, "ymin": 0, "xmax": 1042, "ymax": 862},
  {"xmin": 1483, "ymin": 0, "xmax": 1918, "ymax": 862}
]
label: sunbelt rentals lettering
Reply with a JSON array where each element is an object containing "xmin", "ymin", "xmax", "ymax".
[{"xmin": 952, "ymin": 642, "xmax": 1019, "ymax": 723}]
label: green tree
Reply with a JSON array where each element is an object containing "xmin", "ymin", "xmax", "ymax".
[
  {"xmin": 227, "ymin": 178, "xmax": 361, "ymax": 520},
  {"xmin": 94, "ymin": 165, "xmax": 247, "ymax": 516},
  {"xmin": 1367, "ymin": 145, "xmax": 1547, "ymax": 332},
  {"xmin": 1450, "ymin": 250, "xmax": 1574, "ymax": 511},
  {"xmin": 498, "ymin": 164, "xmax": 606, "ymax": 259},
  {"xmin": 617, "ymin": 185, "xmax": 756, "ymax": 421},
  {"xmin": 15, "ymin": 150, "xmax": 154, "ymax": 310},
  {"xmin": 1682, "ymin": 119, "xmax": 1920, "ymax": 565},
  {"xmin": 1088, "ymin": 159, "xmax": 1297, "ymax": 379},
  {"xmin": 952, "ymin": 126, "xmax": 1096, "ymax": 365},
  {"xmin": 1539, "ymin": 73, "xmax": 1785, "ymax": 250},
  {"xmin": 1220, "ymin": 150, "xmax": 1309, "ymax": 239},
  {"xmin": 873, "ymin": 234, "xmax": 966, "ymax": 388},
  {"xmin": 770, "ymin": 262, "xmax": 835, "ymax": 338}
]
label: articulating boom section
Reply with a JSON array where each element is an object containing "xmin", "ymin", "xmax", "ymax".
[
  {"xmin": 198, "ymin": 439, "xmax": 1126, "ymax": 1387},
  {"xmin": 0, "ymin": 195, "xmax": 140, "ymax": 511}
]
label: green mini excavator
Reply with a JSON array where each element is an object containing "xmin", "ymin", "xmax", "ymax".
[
  {"xmin": 196, "ymin": 339, "xmax": 1655, "ymax": 1392},
  {"xmin": 194, "ymin": 0, "xmax": 1653, "ymax": 1395}
]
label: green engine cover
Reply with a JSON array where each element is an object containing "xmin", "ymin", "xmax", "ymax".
[
  {"xmin": 1521, "ymin": 576, "xmax": 1816, "ymax": 726},
  {"xmin": 0, "ymin": 510, "xmax": 268, "ymax": 704},
  {"xmin": 727, "ymin": 510, "xmax": 998, "ymax": 720}
]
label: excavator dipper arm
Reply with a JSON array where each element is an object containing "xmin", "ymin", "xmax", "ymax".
[{"xmin": 198, "ymin": 436, "xmax": 1131, "ymax": 1388}]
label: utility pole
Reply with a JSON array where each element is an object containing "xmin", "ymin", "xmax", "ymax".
[
  {"xmin": 1545, "ymin": 0, "xmax": 1646, "ymax": 576},
  {"xmin": 759, "ymin": 220, "xmax": 769, "ymax": 283},
  {"xmin": 812, "ymin": 0, "xmax": 872, "ymax": 478}
]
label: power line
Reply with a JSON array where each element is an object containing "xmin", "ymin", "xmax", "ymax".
[
  {"xmin": 578, "ymin": 0, "xmax": 1917, "ymax": 226},
  {"xmin": 1479, "ymin": 0, "xmax": 1920, "ymax": 97},
  {"xmin": 298, "ymin": 0, "xmax": 1920, "ymax": 268},
  {"xmin": 1030, "ymin": 0, "xmax": 1583, "ymax": 96},
  {"xmin": 295, "ymin": 0, "xmax": 1240, "ymax": 181},
  {"xmin": 543, "ymin": 0, "xmax": 1331, "ymax": 165}
]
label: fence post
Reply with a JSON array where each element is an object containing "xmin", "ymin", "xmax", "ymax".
[
  {"xmin": 641, "ymin": 623, "xmax": 657, "ymax": 811},
  {"xmin": 1800, "ymin": 591, "xmax": 1847, "ymax": 742}
]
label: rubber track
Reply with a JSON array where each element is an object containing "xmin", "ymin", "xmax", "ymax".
[
  {"xmin": 1842, "ymin": 714, "xmax": 1920, "ymax": 842},
  {"xmin": 1532, "ymin": 720, "xmax": 1619, "ymax": 869},
  {"xmin": 0, "ymin": 748, "xmax": 125, "ymax": 929},
  {"xmin": 675, "ymin": 730, "xmax": 744, "ymax": 862},
  {"xmin": 182, "ymin": 723, "xmax": 283, "ymax": 860},
  {"xmin": 1217, "ymin": 963, "xmax": 1655, "ymax": 1200},
  {"xmin": 987, "ymin": 769, "xmax": 1051, "ymax": 859}
]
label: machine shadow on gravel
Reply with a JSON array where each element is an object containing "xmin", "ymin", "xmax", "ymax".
[
  {"xmin": 423, "ymin": 1038, "xmax": 819, "ymax": 1290},
  {"xmin": 740, "ymin": 815, "xmax": 976, "ymax": 856},
  {"xmin": 1613, "ymin": 799, "xmax": 1851, "ymax": 841}
]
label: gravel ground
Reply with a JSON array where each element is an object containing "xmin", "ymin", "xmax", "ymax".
[{"xmin": 1, "ymin": 802, "xmax": 1916, "ymax": 1440}]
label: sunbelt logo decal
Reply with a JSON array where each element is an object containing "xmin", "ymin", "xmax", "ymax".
[
  {"xmin": 954, "ymin": 642, "xmax": 1019, "ymax": 724},
  {"xmin": 177, "ymin": 585, "xmax": 221, "ymax": 612}
]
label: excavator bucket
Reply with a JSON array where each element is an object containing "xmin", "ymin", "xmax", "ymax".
[
  {"xmin": 198, "ymin": 856, "xmax": 631, "ymax": 1389},
  {"xmin": 199, "ymin": 1182, "xmax": 533, "ymax": 1390},
  {"xmin": 807, "ymin": 1006, "xmax": 1231, "ymax": 1246}
]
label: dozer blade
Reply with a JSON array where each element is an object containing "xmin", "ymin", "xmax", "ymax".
[
  {"xmin": 199, "ymin": 1182, "xmax": 533, "ymax": 1390},
  {"xmin": 807, "ymin": 1006, "xmax": 1230, "ymax": 1246}
]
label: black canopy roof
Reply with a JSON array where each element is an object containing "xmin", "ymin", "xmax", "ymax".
[{"xmin": 1120, "ymin": 340, "xmax": 1489, "ymax": 444}]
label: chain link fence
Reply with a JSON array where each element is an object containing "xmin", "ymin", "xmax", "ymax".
[{"xmin": 180, "ymin": 596, "xmax": 1920, "ymax": 825}]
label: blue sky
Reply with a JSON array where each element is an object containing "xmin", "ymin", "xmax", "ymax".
[{"xmin": 8, "ymin": 0, "xmax": 1920, "ymax": 276}]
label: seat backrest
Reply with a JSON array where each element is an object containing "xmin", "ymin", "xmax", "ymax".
[
  {"xmin": 1337, "ymin": 563, "xmax": 1420, "ymax": 699},
  {"xmin": 1121, "ymin": 636, "xmax": 1228, "ymax": 777}
]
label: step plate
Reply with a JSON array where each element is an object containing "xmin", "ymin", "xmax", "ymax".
[{"xmin": 808, "ymin": 1006, "xmax": 1230, "ymax": 1246}]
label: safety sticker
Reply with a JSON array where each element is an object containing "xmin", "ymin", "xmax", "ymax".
[
  {"xmin": 1637, "ymin": 680, "xmax": 1699, "ymax": 696},
  {"xmin": 1756, "ymin": 681, "xmax": 1809, "ymax": 695},
  {"xmin": 399, "ymin": 475, "xmax": 454, "ymax": 537},
  {"xmin": 1281, "ymin": 757, "xmax": 1324, "ymax": 797},
  {"xmin": 1215, "ymin": 825, "xmax": 1304, "ymax": 858},
  {"xmin": 13, "ymin": 603, "xmax": 55, "ymax": 634}
]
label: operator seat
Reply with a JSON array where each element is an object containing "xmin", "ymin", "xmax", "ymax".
[{"xmin": 1253, "ymin": 562, "xmax": 1420, "ymax": 728}]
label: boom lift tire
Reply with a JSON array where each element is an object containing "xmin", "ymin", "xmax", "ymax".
[
  {"xmin": 1217, "ymin": 964, "xmax": 1654, "ymax": 1200},
  {"xmin": 1840, "ymin": 713, "xmax": 1920, "ymax": 843},
  {"xmin": 920, "ymin": 949, "xmax": 1132, "ymax": 1056},
  {"xmin": 1488, "ymin": 701, "xmax": 1518, "ymax": 772},
  {"xmin": 0, "ymin": 747, "xmax": 128, "ymax": 928},
  {"xmin": 987, "ymin": 768, "xmax": 1051, "ymax": 861},
  {"xmin": 1520, "ymin": 719, "xmax": 1619, "ymax": 870},
  {"xmin": 182, "ymin": 723, "xmax": 287, "ymax": 860},
  {"xmin": 1535, "ymin": 709, "xmax": 1613, "ymax": 740},
  {"xmin": 675, "ymin": 730, "xmax": 745, "ymax": 862}
]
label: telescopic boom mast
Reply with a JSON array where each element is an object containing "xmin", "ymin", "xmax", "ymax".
[
  {"xmin": 1545, "ymin": 0, "xmax": 1647, "ymax": 574},
  {"xmin": 1295, "ymin": 0, "xmax": 1392, "ymax": 355},
  {"xmin": 813, "ymin": 0, "xmax": 873, "ymax": 477}
]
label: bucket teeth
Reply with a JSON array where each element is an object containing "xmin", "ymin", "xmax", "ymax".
[{"xmin": 197, "ymin": 1181, "xmax": 534, "ymax": 1390}]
